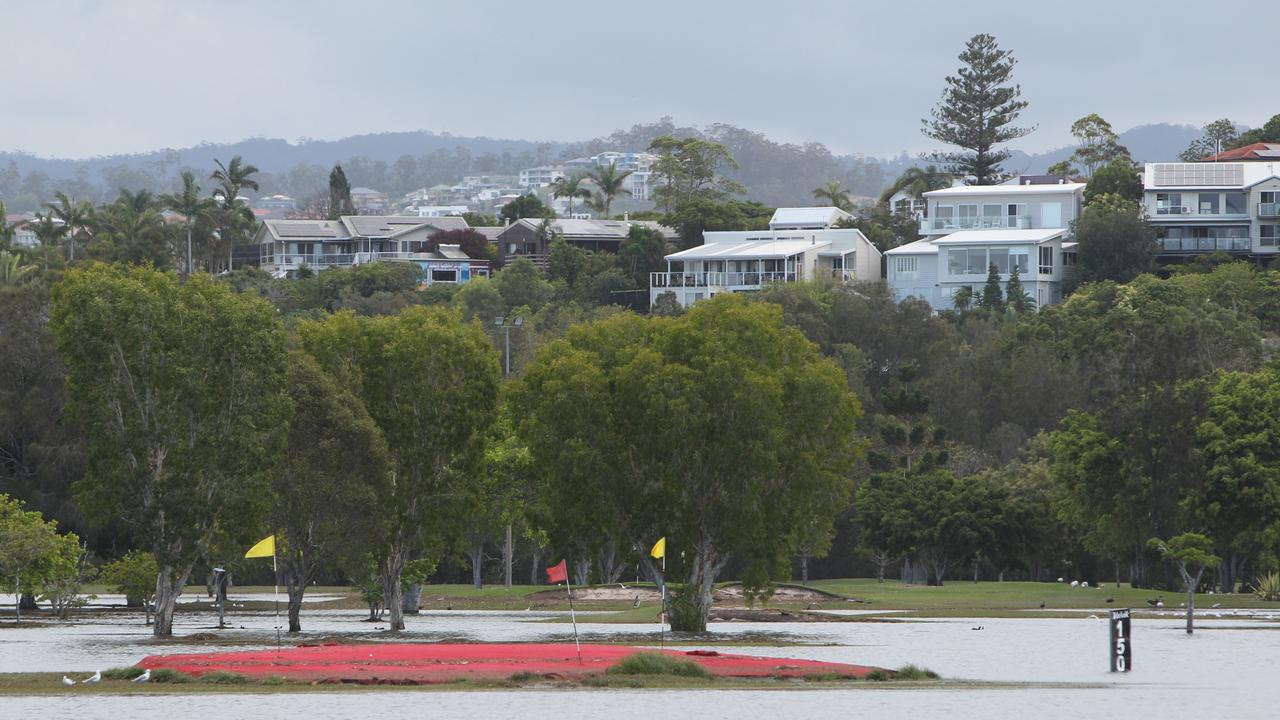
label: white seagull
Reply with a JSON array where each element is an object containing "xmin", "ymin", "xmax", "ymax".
[
  {"xmin": 62, "ymin": 676, "xmax": 76, "ymax": 686},
  {"xmin": 83, "ymin": 670, "xmax": 101, "ymax": 684},
  {"xmin": 131, "ymin": 668, "xmax": 151, "ymax": 683}
]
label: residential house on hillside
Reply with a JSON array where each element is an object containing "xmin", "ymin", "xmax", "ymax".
[
  {"xmin": 564, "ymin": 151, "xmax": 659, "ymax": 200},
  {"xmin": 349, "ymin": 187, "xmax": 389, "ymax": 213},
  {"xmin": 497, "ymin": 217, "xmax": 677, "ymax": 265},
  {"xmin": 1198, "ymin": 143, "xmax": 1280, "ymax": 162},
  {"xmin": 518, "ymin": 166, "xmax": 566, "ymax": 188},
  {"xmin": 1143, "ymin": 162, "xmax": 1280, "ymax": 263},
  {"xmin": 649, "ymin": 207, "xmax": 882, "ymax": 309},
  {"xmin": 253, "ymin": 215, "xmax": 489, "ymax": 284},
  {"xmin": 885, "ymin": 180, "xmax": 1084, "ymax": 310}
]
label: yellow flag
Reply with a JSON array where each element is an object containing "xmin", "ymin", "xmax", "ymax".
[
  {"xmin": 244, "ymin": 535, "xmax": 275, "ymax": 559},
  {"xmin": 650, "ymin": 537, "xmax": 666, "ymax": 560}
]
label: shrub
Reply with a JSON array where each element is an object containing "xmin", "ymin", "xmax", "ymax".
[
  {"xmin": 894, "ymin": 665, "xmax": 940, "ymax": 680},
  {"xmin": 1254, "ymin": 572, "xmax": 1280, "ymax": 602},
  {"xmin": 150, "ymin": 669, "xmax": 192, "ymax": 683},
  {"xmin": 606, "ymin": 652, "xmax": 710, "ymax": 678},
  {"xmin": 866, "ymin": 669, "xmax": 890, "ymax": 681},
  {"xmin": 102, "ymin": 666, "xmax": 142, "ymax": 680},
  {"xmin": 507, "ymin": 671, "xmax": 542, "ymax": 683},
  {"xmin": 197, "ymin": 671, "xmax": 249, "ymax": 684}
]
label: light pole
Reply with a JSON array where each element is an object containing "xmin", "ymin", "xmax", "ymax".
[{"xmin": 493, "ymin": 315, "xmax": 523, "ymax": 588}]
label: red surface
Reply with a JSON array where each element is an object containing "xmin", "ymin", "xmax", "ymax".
[{"xmin": 139, "ymin": 643, "xmax": 882, "ymax": 684}]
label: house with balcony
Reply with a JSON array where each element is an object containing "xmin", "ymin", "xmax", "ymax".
[
  {"xmin": 886, "ymin": 180, "xmax": 1084, "ymax": 310},
  {"xmin": 1142, "ymin": 162, "xmax": 1280, "ymax": 263},
  {"xmin": 648, "ymin": 207, "xmax": 881, "ymax": 309},
  {"xmin": 496, "ymin": 217, "xmax": 677, "ymax": 266},
  {"xmin": 252, "ymin": 215, "xmax": 489, "ymax": 283}
]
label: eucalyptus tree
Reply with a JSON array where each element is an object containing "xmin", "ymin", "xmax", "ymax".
[
  {"xmin": 584, "ymin": 163, "xmax": 633, "ymax": 219},
  {"xmin": 510, "ymin": 295, "xmax": 861, "ymax": 631},
  {"xmin": 51, "ymin": 265, "xmax": 289, "ymax": 636},
  {"xmin": 298, "ymin": 307, "xmax": 500, "ymax": 631}
]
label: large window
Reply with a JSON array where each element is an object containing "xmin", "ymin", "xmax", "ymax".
[
  {"xmin": 1007, "ymin": 203, "xmax": 1028, "ymax": 228},
  {"xmin": 1156, "ymin": 193, "xmax": 1183, "ymax": 214},
  {"xmin": 947, "ymin": 247, "xmax": 1029, "ymax": 275},
  {"xmin": 1039, "ymin": 246, "xmax": 1054, "ymax": 274},
  {"xmin": 1263, "ymin": 225, "xmax": 1278, "ymax": 247},
  {"xmin": 894, "ymin": 256, "xmax": 919, "ymax": 277},
  {"xmin": 1158, "ymin": 226, "xmax": 1251, "ymax": 251},
  {"xmin": 958, "ymin": 204, "xmax": 978, "ymax": 227},
  {"xmin": 1198, "ymin": 193, "xmax": 1220, "ymax": 214},
  {"xmin": 1225, "ymin": 192, "xmax": 1247, "ymax": 214},
  {"xmin": 982, "ymin": 204, "xmax": 1002, "ymax": 228}
]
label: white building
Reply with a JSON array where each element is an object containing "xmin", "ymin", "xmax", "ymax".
[
  {"xmin": 649, "ymin": 207, "xmax": 882, "ymax": 309},
  {"xmin": 405, "ymin": 205, "xmax": 471, "ymax": 218},
  {"xmin": 886, "ymin": 179, "xmax": 1085, "ymax": 310},
  {"xmin": 1142, "ymin": 162, "xmax": 1280, "ymax": 260},
  {"xmin": 564, "ymin": 151, "xmax": 660, "ymax": 201},
  {"xmin": 518, "ymin": 165, "xmax": 566, "ymax": 188}
]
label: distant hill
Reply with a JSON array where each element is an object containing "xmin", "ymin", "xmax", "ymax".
[{"xmin": 0, "ymin": 121, "xmax": 1209, "ymax": 211}]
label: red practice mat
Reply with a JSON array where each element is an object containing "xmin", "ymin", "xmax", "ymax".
[{"xmin": 139, "ymin": 643, "xmax": 883, "ymax": 684}]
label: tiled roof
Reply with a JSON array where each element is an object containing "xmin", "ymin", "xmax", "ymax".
[{"xmin": 1200, "ymin": 143, "xmax": 1280, "ymax": 161}]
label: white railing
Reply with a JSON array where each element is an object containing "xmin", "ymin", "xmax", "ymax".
[
  {"xmin": 265, "ymin": 251, "xmax": 429, "ymax": 269},
  {"xmin": 1259, "ymin": 203, "xmax": 1280, "ymax": 218},
  {"xmin": 920, "ymin": 215, "xmax": 1032, "ymax": 232},
  {"xmin": 649, "ymin": 271, "xmax": 796, "ymax": 289}
]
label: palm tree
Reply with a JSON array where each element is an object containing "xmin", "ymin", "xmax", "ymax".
[
  {"xmin": 812, "ymin": 181, "xmax": 853, "ymax": 212},
  {"xmin": 210, "ymin": 157, "xmax": 260, "ymax": 273},
  {"xmin": 29, "ymin": 212, "xmax": 66, "ymax": 271},
  {"xmin": 210, "ymin": 156, "xmax": 261, "ymax": 205},
  {"xmin": 97, "ymin": 193, "xmax": 167, "ymax": 267},
  {"xmin": 550, "ymin": 174, "xmax": 592, "ymax": 217},
  {"xmin": 47, "ymin": 191, "xmax": 94, "ymax": 262},
  {"xmin": 878, "ymin": 166, "xmax": 953, "ymax": 211},
  {"xmin": 585, "ymin": 162, "xmax": 633, "ymax": 219},
  {"xmin": 161, "ymin": 171, "xmax": 215, "ymax": 275}
]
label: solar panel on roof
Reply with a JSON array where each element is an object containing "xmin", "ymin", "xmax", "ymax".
[{"xmin": 275, "ymin": 223, "xmax": 337, "ymax": 238}]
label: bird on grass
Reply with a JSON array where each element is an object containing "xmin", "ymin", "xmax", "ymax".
[
  {"xmin": 62, "ymin": 676, "xmax": 76, "ymax": 686},
  {"xmin": 1105, "ymin": 598, "xmax": 1115, "ymax": 604},
  {"xmin": 632, "ymin": 596, "xmax": 641, "ymax": 608},
  {"xmin": 1039, "ymin": 601, "xmax": 1046, "ymax": 609},
  {"xmin": 131, "ymin": 669, "xmax": 151, "ymax": 683},
  {"xmin": 1211, "ymin": 603, "xmax": 1222, "ymax": 609},
  {"xmin": 1146, "ymin": 597, "xmax": 1162, "ymax": 607},
  {"xmin": 83, "ymin": 671, "xmax": 100, "ymax": 684}
]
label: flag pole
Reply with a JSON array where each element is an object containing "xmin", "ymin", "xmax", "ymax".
[
  {"xmin": 273, "ymin": 547, "xmax": 281, "ymax": 652},
  {"xmin": 660, "ymin": 553, "xmax": 666, "ymax": 649},
  {"xmin": 565, "ymin": 569, "xmax": 582, "ymax": 665}
]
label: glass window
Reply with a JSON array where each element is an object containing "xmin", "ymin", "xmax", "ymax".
[
  {"xmin": 1156, "ymin": 193, "xmax": 1183, "ymax": 214},
  {"xmin": 1224, "ymin": 193, "xmax": 1246, "ymax": 214},
  {"xmin": 1007, "ymin": 203, "xmax": 1027, "ymax": 228},
  {"xmin": 1010, "ymin": 249, "xmax": 1030, "ymax": 274},
  {"xmin": 1263, "ymin": 192, "xmax": 1278, "ymax": 204},
  {"xmin": 982, "ymin": 204, "xmax": 1002, "ymax": 227},
  {"xmin": 1198, "ymin": 193, "xmax": 1220, "ymax": 214},
  {"xmin": 1262, "ymin": 225, "xmax": 1278, "ymax": 246},
  {"xmin": 965, "ymin": 248, "xmax": 988, "ymax": 275},
  {"xmin": 1039, "ymin": 246, "xmax": 1054, "ymax": 274},
  {"xmin": 988, "ymin": 247, "xmax": 1009, "ymax": 273},
  {"xmin": 958, "ymin": 204, "xmax": 978, "ymax": 228}
]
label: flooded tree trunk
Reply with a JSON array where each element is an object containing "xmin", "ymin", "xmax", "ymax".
[
  {"xmin": 287, "ymin": 584, "xmax": 306, "ymax": 633},
  {"xmin": 153, "ymin": 563, "xmax": 191, "ymax": 637},
  {"xmin": 671, "ymin": 539, "xmax": 726, "ymax": 633},
  {"xmin": 529, "ymin": 548, "xmax": 542, "ymax": 585},
  {"xmin": 381, "ymin": 546, "xmax": 408, "ymax": 632},
  {"xmin": 634, "ymin": 542, "xmax": 667, "ymax": 601},
  {"xmin": 799, "ymin": 554, "xmax": 810, "ymax": 585}
]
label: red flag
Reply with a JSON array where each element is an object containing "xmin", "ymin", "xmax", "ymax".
[{"xmin": 546, "ymin": 559, "xmax": 568, "ymax": 584}]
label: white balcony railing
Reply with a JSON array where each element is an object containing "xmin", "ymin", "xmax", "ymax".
[
  {"xmin": 650, "ymin": 271, "xmax": 796, "ymax": 289},
  {"xmin": 264, "ymin": 251, "xmax": 432, "ymax": 269},
  {"xmin": 1259, "ymin": 203, "xmax": 1280, "ymax": 218},
  {"xmin": 920, "ymin": 215, "xmax": 1032, "ymax": 232}
]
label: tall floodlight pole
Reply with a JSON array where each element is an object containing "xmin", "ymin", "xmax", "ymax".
[{"xmin": 493, "ymin": 315, "xmax": 524, "ymax": 588}]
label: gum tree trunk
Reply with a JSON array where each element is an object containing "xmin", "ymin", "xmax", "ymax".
[
  {"xmin": 153, "ymin": 563, "xmax": 191, "ymax": 637},
  {"xmin": 671, "ymin": 539, "xmax": 727, "ymax": 633},
  {"xmin": 470, "ymin": 544, "xmax": 484, "ymax": 589},
  {"xmin": 381, "ymin": 545, "xmax": 408, "ymax": 632},
  {"xmin": 599, "ymin": 540, "xmax": 624, "ymax": 585},
  {"xmin": 287, "ymin": 584, "xmax": 306, "ymax": 633}
]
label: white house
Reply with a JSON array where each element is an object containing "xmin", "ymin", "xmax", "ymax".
[
  {"xmin": 518, "ymin": 165, "xmax": 566, "ymax": 188},
  {"xmin": 886, "ymin": 179, "xmax": 1084, "ymax": 310},
  {"xmin": 649, "ymin": 207, "xmax": 882, "ymax": 309},
  {"xmin": 1142, "ymin": 162, "xmax": 1280, "ymax": 261}
]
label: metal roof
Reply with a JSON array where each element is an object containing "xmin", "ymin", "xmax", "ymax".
[
  {"xmin": 884, "ymin": 238, "xmax": 938, "ymax": 255},
  {"xmin": 924, "ymin": 183, "xmax": 1085, "ymax": 198},
  {"xmin": 931, "ymin": 228, "xmax": 1064, "ymax": 245},
  {"xmin": 665, "ymin": 239, "xmax": 829, "ymax": 261},
  {"xmin": 768, "ymin": 206, "xmax": 852, "ymax": 229}
]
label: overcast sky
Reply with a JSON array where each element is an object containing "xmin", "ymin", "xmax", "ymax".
[{"xmin": 3, "ymin": 0, "xmax": 1275, "ymax": 159}]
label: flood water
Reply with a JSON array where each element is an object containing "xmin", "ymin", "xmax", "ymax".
[{"xmin": 1, "ymin": 605, "xmax": 1275, "ymax": 719}]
